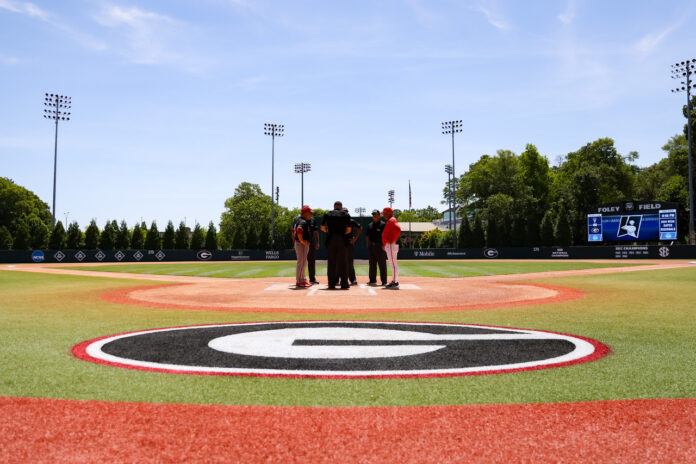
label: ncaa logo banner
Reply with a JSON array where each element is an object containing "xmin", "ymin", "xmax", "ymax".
[{"xmin": 73, "ymin": 321, "xmax": 608, "ymax": 378}]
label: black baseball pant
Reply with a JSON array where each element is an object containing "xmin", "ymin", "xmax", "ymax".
[
  {"xmin": 368, "ymin": 243, "xmax": 387, "ymax": 285},
  {"xmin": 327, "ymin": 234, "xmax": 348, "ymax": 288}
]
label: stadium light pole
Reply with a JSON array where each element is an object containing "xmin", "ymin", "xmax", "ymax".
[
  {"xmin": 355, "ymin": 207, "xmax": 366, "ymax": 218},
  {"xmin": 264, "ymin": 123, "xmax": 284, "ymax": 248},
  {"xmin": 388, "ymin": 190, "xmax": 395, "ymax": 209},
  {"xmin": 445, "ymin": 164, "xmax": 453, "ymax": 230},
  {"xmin": 671, "ymin": 59, "xmax": 696, "ymax": 245},
  {"xmin": 442, "ymin": 120, "xmax": 462, "ymax": 248},
  {"xmin": 294, "ymin": 162, "xmax": 311, "ymax": 207},
  {"xmin": 43, "ymin": 93, "xmax": 71, "ymax": 228}
]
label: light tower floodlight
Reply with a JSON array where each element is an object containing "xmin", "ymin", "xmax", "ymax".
[
  {"xmin": 388, "ymin": 190, "xmax": 395, "ymax": 208},
  {"xmin": 264, "ymin": 123, "xmax": 284, "ymax": 248},
  {"xmin": 354, "ymin": 207, "xmax": 366, "ymax": 218},
  {"xmin": 44, "ymin": 93, "xmax": 72, "ymax": 228},
  {"xmin": 442, "ymin": 120, "xmax": 462, "ymax": 247},
  {"xmin": 671, "ymin": 59, "xmax": 696, "ymax": 245},
  {"xmin": 294, "ymin": 162, "xmax": 311, "ymax": 207}
]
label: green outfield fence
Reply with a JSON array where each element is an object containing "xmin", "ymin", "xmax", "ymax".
[{"xmin": 2, "ymin": 245, "xmax": 695, "ymax": 264}]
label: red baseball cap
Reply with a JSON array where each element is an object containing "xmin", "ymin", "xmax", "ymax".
[
  {"xmin": 301, "ymin": 205, "xmax": 313, "ymax": 213},
  {"xmin": 382, "ymin": 207, "xmax": 393, "ymax": 215}
]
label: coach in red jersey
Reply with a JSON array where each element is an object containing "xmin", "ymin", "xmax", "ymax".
[{"xmin": 381, "ymin": 207, "xmax": 401, "ymax": 289}]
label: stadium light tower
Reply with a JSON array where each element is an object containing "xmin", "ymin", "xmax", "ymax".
[
  {"xmin": 671, "ymin": 59, "xmax": 696, "ymax": 245},
  {"xmin": 43, "ymin": 93, "xmax": 71, "ymax": 228},
  {"xmin": 294, "ymin": 162, "xmax": 311, "ymax": 207},
  {"xmin": 264, "ymin": 123, "xmax": 284, "ymax": 248},
  {"xmin": 442, "ymin": 120, "xmax": 462, "ymax": 247},
  {"xmin": 388, "ymin": 190, "xmax": 395, "ymax": 208},
  {"xmin": 354, "ymin": 207, "xmax": 366, "ymax": 218},
  {"xmin": 444, "ymin": 164, "xmax": 453, "ymax": 230}
]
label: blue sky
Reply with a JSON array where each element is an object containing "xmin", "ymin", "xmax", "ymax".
[{"xmin": 2, "ymin": 0, "xmax": 695, "ymax": 229}]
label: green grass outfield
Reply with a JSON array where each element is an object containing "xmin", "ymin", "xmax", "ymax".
[
  {"xmin": 2, "ymin": 261, "xmax": 695, "ymax": 407},
  {"xmin": 59, "ymin": 260, "xmax": 642, "ymax": 278}
]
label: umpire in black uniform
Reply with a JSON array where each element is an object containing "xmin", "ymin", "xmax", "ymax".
[
  {"xmin": 366, "ymin": 209, "xmax": 387, "ymax": 286},
  {"xmin": 321, "ymin": 201, "xmax": 352, "ymax": 289},
  {"xmin": 343, "ymin": 208, "xmax": 362, "ymax": 285}
]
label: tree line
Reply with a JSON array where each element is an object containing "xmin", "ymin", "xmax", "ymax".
[
  {"xmin": 2, "ymin": 95, "xmax": 694, "ymax": 250},
  {"xmin": 443, "ymin": 96, "xmax": 695, "ymax": 246}
]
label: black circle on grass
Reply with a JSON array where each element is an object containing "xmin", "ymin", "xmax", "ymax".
[{"xmin": 73, "ymin": 321, "xmax": 608, "ymax": 378}]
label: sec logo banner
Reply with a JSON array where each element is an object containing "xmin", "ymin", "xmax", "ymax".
[{"xmin": 73, "ymin": 321, "xmax": 609, "ymax": 378}]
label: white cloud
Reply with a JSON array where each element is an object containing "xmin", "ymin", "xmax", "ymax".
[
  {"xmin": 0, "ymin": 0, "xmax": 48, "ymax": 19},
  {"xmin": 475, "ymin": 2, "xmax": 509, "ymax": 31},
  {"xmin": 92, "ymin": 4, "xmax": 208, "ymax": 71},
  {"xmin": 634, "ymin": 21, "xmax": 681, "ymax": 55},
  {"xmin": 0, "ymin": 0, "xmax": 106, "ymax": 51},
  {"xmin": 1, "ymin": 55, "xmax": 19, "ymax": 65},
  {"xmin": 558, "ymin": 0, "xmax": 576, "ymax": 25}
]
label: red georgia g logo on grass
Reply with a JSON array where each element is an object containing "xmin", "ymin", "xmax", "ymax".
[{"xmin": 73, "ymin": 321, "xmax": 609, "ymax": 378}]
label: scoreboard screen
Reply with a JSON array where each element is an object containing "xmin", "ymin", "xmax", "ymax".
[{"xmin": 587, "ymin": 202, "xmax": 679, "ymax": 242}]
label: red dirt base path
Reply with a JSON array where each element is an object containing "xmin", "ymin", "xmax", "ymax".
[{"xmin": 1, "ymin": 396, "xmax": 694, "ymax": 463}]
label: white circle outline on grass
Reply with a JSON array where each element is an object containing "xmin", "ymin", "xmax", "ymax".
[{"xmin": 73, "ymin": 321, "xmax": 609, "ymax": 378}]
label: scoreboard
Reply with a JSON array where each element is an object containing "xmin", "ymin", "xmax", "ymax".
[{"xmin": 587, "ymin": 201, "xmax": 679, "ymax": 242}]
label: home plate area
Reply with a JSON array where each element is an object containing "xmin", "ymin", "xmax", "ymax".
[
  {"xmin": 264, "ymin": 282, "xmax": 422, "ymax": 295},
  {"xmin": 100, "ymin": 277, "xmax": 581, "ymax": 313}
]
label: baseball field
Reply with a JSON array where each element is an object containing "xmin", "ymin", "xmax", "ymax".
[{"xmin": 1, "ymin": 259, "xmax": 695, "ymax": 463}]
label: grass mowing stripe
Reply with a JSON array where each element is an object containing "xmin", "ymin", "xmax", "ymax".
[{"xmin": 57, "ymin": 261, "xmax": 643, "ymax": 279}]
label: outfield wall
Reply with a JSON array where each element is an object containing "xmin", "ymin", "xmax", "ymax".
[{"xmin": 2, "ymin": 245, "xmax": 695, "ymax": 264}]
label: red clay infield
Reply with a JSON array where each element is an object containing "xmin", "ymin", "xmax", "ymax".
[
  {"xmin": 1, "ymin": 396, "xmax": 694, "ymax": 463},
  {"xmin": 98, "ymin": 278, "xmax": 583, "ymax": 313}
]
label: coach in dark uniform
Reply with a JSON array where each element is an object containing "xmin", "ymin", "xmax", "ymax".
[
  {"xmin": 366, "ymin": 209, "xmax": 387, "ymax": 286},
  {"xmin": 343, "ymin": 208, "xmax": 362, "ymax": 285},
  {"xmin": 321, "ymin": 201, "xmax": 351, "ymax": 289},
  {"xmin": 292, "ymin": 209, "xmax": 320, "ymax": 285}
]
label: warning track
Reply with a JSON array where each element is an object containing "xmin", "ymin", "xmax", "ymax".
[{"xmin": 1, "ymin": 396, "xmax": 694, "ymax": 463}]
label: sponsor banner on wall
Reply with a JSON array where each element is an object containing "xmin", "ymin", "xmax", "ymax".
[{"xmin": 2, "ymin": 246, "xmax": 696, "ymax": 264}]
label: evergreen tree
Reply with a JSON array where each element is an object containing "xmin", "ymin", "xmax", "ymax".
[
  {"xmin": 174, "ymin": 222, "xmax": 189, "ymax": 249},
  {"xmin": 509, "ymin": 216, "xmax": 526, "ymax": 247},
  {"xmin": 84, "ymin": 220, "xmax": 100, "ymax": 249},
  {"xmin": 13, "ymin": 218, "xmax": 31, "ymax": 250},
  {"xmin": 233, "ymin": 226, "xmax": 247, "ymax": 249},
  {"xmin": 99, "ymin": 220, "xmax": 117, "ymax": 250},
  {"xmin": 471, "ymin": 213, "xmax": 486, "ymax": 247},
  {"xmin": 247, "ymin": 225, "xmax": 259, "ymax": 249},
  {"xmin": 66, "ymin": 221, "xmax": 83, "ymax": 249},
  {"xmin": 438, "ymin": 230, "xmax": 454, "ymax": 248},
  {"xmin": 28, "ymin": 215, "xmax": 50, "ymax": 249},
  {"xmin": 555, "ymin": 204, "xmax": 573, "ymax": 246},
  {"xmin": 190, "ymin": 223, "xmax": 205, "ymax": 249},
  {"xmin": 162, "ymin": 221, "xmax": 176, "ymax": 249},
  {"xmin": 48, "ymin": 221, "xmax": 67, "ymax": 249},
  {"xmin": 540, "ymin": 210, "xmax": 555, "ymax": 246},
  {"xmin": 258, "ymin": 222, "xmax": 271, "ymax": 249},
  {"xmin": 0, "ymin": 226, "xmax": 13, "ymax": 250},
  {"xmin": 219, "ymin": 230, "xmax": 232, "ymax": 250},
  {"xmin": 458, "ymin": 213, "xmax": 471, "ymax": 247},
  {"xmin": 525, "ymin": 213, "xmax": 541, "ymax": 247},
  {"xmin": 145, "ymin": 221, "xmax": 161, "ymax": 249},
  {"xmin": 485, "ymin": 217, "xmax": 499, "ymax": 247},
  {"xmin": 130, "ymin": 224, "xmax": 145, "ymax": 249},
  {"xmin": 116, "ymin": 220, "xmax": 130, "ymax": 249},
  {"xmin": 204, "ymin": 221, "xmax": 218, "ymax": 250}
]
